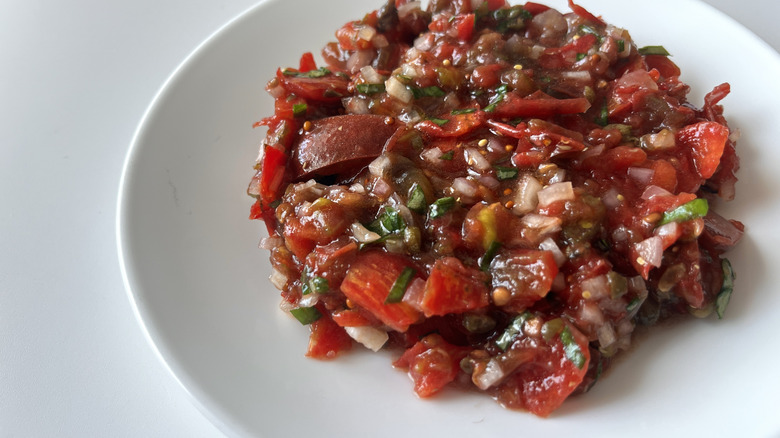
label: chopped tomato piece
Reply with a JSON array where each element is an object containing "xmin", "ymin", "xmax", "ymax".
[
  {"xmin": 421, "ymin": 257, "xmax": 490, "ymax": 317},
  {"xmin": 298, "ymin": 52, "xmax": 317, "ymax": 72},
  {"xmin": 490, "ymin": 249, "xmax": 558, "ymax": 311},
  {"xmin": 340, "ymin": 251, "xmax": 422, "ymax": 332},
  {"xmin": 306, "ymin": 312, "xmax": 353, "ymax": 359},
  {"xmin": 677, "ymin": 121, "xmax": 729, "ymax": 179},
  {"xmin": 393, "ymin": 334, "xmax": 471, "ymax": 397},
  {"xmin": 277, "ymin": 68, "xmax": 350, "ymax": 102},
  {"xmin": 492, "ymin": 92, "xmax": 591, "ymax": 119},
  {"xmin": 415, "ymin": 108, "xmax": 486, "ymax": 138}
]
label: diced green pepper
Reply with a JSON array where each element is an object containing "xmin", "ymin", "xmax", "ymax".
[
  {"xmin": 495, "ymin": 166, "xmax": 519, "ymax": 181},
  {"xmin": 292, "ymin": 103, "xmax": 308, "ymax": 117},
  {"xmin": 715, "ymin": 258, "xmax": 735, "ymax": 319},
  {"xmin": 407, "ymin": 185, "xmax": 427, "ymax": 214},
  {"xmin": 638, "ymin": 45, "xmax": 671, "ymax": 56},
  {"xmin": 429, "ymin": 197, "xmax": 456, "ymax": 218},
  {"xmin": 659, "ymin": 198, "xmax": 709, "ymax": 226},
  {"xmin": 290, "ymin": 306, "xmax": 322, "ymax": 325},
  {"xmin": 560, "ymin": 326, "xmax": 586, "ymax": 369},
  {"xmin": 480, "ymin": 241, "xmax": 501, "ymax": 271}
]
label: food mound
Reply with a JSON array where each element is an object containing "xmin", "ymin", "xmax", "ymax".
[{"xmin": 247, "ymin": 0, "xmax": 743, "ymax": 416}]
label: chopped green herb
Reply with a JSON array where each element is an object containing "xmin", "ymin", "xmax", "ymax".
[
  {"xmin": 322, "ymin": 89, "xmax": 344, "ymax": 98},
  {"xmin": 385, "ymin": 267, "xmax": 416, "ymax": 303},
  {"xmin": 579, "ymin": 24, "xmax": 603, "ymax": 43},
  {"xmin": 715, "ymin": 258, "xmax": 735, "ymax": 319},
  {"xmin": 290, "ymin": 306, "xmax": 322, "ymax": 325},
  {"xmin": 368, "ymin": 206, "xmax": 406, "ymax": 236},
  {"xmin": 495, "ymin": 312, "xmax": 532, "ymax": 351},
  {"xmin": 439, "ymin": 150, "xmax": 454, "ymax": 160},
  {"xmin": 484, "ymin": 84, "xmax": 509, "ymax": 112},
  {"xmin": 407, "ymin": 185, "xmax": 427, "ymax": 214},
  {"xmin": 638, "ymin": 45, "xmax": 671, "ymax": 56},
  {"xmin": 356, "ymin": 83, "xmax": 386, "ymax": 94},
  {"xmin": 451, "ymin": 108, "xmax": 477, "ymax": 115},
  {"xmin": 495, "ymin": 166, "xmax": 519, "ymax": 181},
  {"xmin": 560, "ymin": 326, "xmax": 586, "ymax": 369},
  {"xmin": 310, "ymin": 276, "xmax": 330, "ymax": 294},
  {"xmin": 576, "ymin": 53, "xmax": 587, "ymax": 61},
  {"xmin": 492, "ymin": 5, "xmax": 531, "ymax": 33},
  {"xmin": 480, "ymin": 241, "xmax": 502, "ymax": 271},
  {"xmin": 626, "ymin": 297, "xmax": 642, "ymax": 314},
  {"xmin": 410, "ymin": 86, "xmax": 446, "ymax": 99},
  {"xmin": 607, "ymin": 271, "xmax": 628, "ymax": 299},
  {"xmin": 268, "ymin": 199, "xmax": 282, "ymax": 209},
  {"xmin": 617, "ymin": 39, "xmax": 625, "ymax": 52},
  {"xmin": 283, "ymin": 67, "xmax": 331, "ymax": 78},
  {"xmin": 595, "ymin": 104, "xmax": 609, "ymax": 126},
  {"xmin": 430, "ymin": 117, "xmax": 449, "ymax": 126},
  {"xmin": 300, "ymin": 268, "xmax": 313, "ymax": 295},
  {"xmin": 292, "ymin": 103, "xmax": 308, "ymax": 117},
  {"xmin": 658, "ymin": 198, "xmax": 709, "ymax": 226},
  {"xmin": 429, "ymin": 197, "xmax": 456, "ymax": 218},
  {"xmin": 541, "ymin": 318, "xmax": 565, "ymax": 342}
]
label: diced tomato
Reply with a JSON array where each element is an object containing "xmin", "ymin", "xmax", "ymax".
[
  {"xmin": 258, "ymin": 146, "xmax": 287, "ymax": 205},
  {"xmin": 393, "ymin": 334, "xmax": 471, "ymax": 397},
  {"xmin": 282, "ymin": 202, "xmax": 354, "ymax": 261},
  {"xmin": 340, "ymin": 251, "xmax": 422, "ymax": 332},
  {"xmin": 421, "ymin": 257, "xmax": 490, "ymax": 317},
  {"xmin": 490, "ymin": 249, "xmax": 558, "ymax": 312},
  {"xmin": 453, "ymin": 13, "xmax": 475, "ymax": 41},
  {"xmin": 493, "ymin": 322, "xmax": 590, "ymax": 417},
  {"xmin": 568, "ymin": 0, "xmax": 605, "ymax": 26},
  {"xmin": 484, "ymin": 0, "xmax": 506, "ymax": 10},
  {"xmin": 648, "ymin": 159, "xmax": 678, "ymax": 193},
  {"xmin": 274, "ymin": 94, "xmax": 308, "ymax": 120},
  {"xmin": 277, "ymin": 68, "xmax": 350, "ymax": 103},
  {"xmin": 492, "ymin": 92, "xmax": 591, "ymax": 119},
  {"xmin": 522, "ymin": 2, "xmax": 551, "ymax": 15},
  {"xmin": 306, "ymin": 312, "xmax": 353, "ymax": 359},
  {"xmin": 335, "ymin": 21, "xmax": 375, "ymax": 51},
  {"xmin": 415, "ymin": 108, "xmax": 486, "ymax": 138},
  {"xmin": 298, "ymin": 52, "xmax": 317, "ymax": 72},
  {"xmin": 677, "ymin": 121, "xmax": 729, "ymax": 179},
  {"xmin": 331, "ymin": 308, "xmax": 374, "ymax": 327},
  {"xmin": 644, "ymin": 54, "xmax": 681, "ymax": 78}
]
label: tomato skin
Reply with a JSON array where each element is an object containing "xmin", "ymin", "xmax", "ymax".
[
  {"xmin": 393, "ymin": 334, "xmax": 470, "ymax": 397},
  {"xmin": 340, "ymin": 251, "xmax": 422, "ymax": 332},
  {"xmin": 306, "ymin": 312, "xmax": 353, "ymax": 359},
  {"xmin": 677, "ymin": 121, "xmax": 729, "ymax": 179},
  {"xmin": 490, "ymin": 249, "xmax": 558, "ymax": 312},
  {"xmin": 421, "ymin": 257, "xmax": 490, "ymax": 317},
  {"xmin": 493, "ymin": 322, "xmax": 590, "ymax": 417},
  {"xmin": 493, "ymin": 92, "xmax": 591, "ymax": 119},
  {"xmin": 276, "ymin": 68, "xmax": 350, "ymax": 103}
]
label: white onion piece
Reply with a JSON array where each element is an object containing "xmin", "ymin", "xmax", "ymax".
[
  {"xmin": 421, "ymin": 146, "xmax": 443, "ymax": 163},
  {"xmin": 401, "ymin": 62, "xmax": 420, "ymax": 78},
  {"xmin": 269, "ymin": 268, "xmax": 288, "ymax": 290},
  {"xmin": 581, "ymin": 275, "xmax": 610, "ymax": 300},
  {"xmin": 601, "ymin": 187, "xmax": 621, "ymax": 209},
  {"xmin": 513, "ymin": 173, "xmax": 542, "ymax": 215},
  {"xmin": 259, "ymin": 235, "xmax": 283, "ymax": 250},
  {"xmin": 640, "ymin": 128, "xmax": 675, "ymax": 150},
  {"xmin": 641, "ymin": 184, "xmax": 672, "ymax": 200},
  {"xmin": 538, "ymin": 237, "xmax": 566, "ymax": 266},
  {"xmin": 634, "ymin": 236, "xmax": 663, "ymax": 268},
  {"xmin": 344, "ymin": 326, "xmax": 389, "ymax": 352},
  {"xmin": 561, "ymin": 70, "xmax": 592, "ymax": 81},
  {"xmin": 385, "ymin": 76, "xmax": 413, "ymax": 103},
  {"xmin": 465, "ymin": 148, "xmax": 491, "ymax": 171},
  {"xmin": 351, "ymin": 222, "xmax": 381, "ymax": 243},
  {"xmin": 627, "ymin": 167, "xmax": 655, "ymax": 185},
  {"xmin": 452, "ymin": 177, "xmax": 478, "ymax": 198},
  {"xmin": 580, "ymin": 301, "xmax": 605, "ymax": 325},
  {"xmin": 342, "ymin": 96, "xmax": 369, "ymax": 115},
  {"xmin": 357, "ymin": 26, "xmax": 376, "ymax": 42},
  {"xmin": 521, "ymin": 214, "xmax": 561, "ymax": 236},
  {"xmin": 475, "ymin": 358, "xmax": 505, "ymax": 390},
  {"xmin": 373, "ymin": 34, "xmax": 389, "ymax": 48},
  {"xmin": 402, "ymin": 278, "xmax": 426, "ymax": 312},
  {"xmin": 368, "ymin": 155, "xmax": 391, "ymax": 177},
  {"xmin": 298, "ymin": 293, "xmax": 319, "ymax": 308},
  {"xmin": 479, "ymin": 175, "xmax": 500, "ymax": 190},
  {"xmin": 413, "ymin": 34, "xmax": 434, "ymax": 51},
  {"xmin": 537, "ymin": 181, "xmax": 574, "ymax": 207},
  {"xmin": 360, "ymin": 65, "xmax": 383, "ymax": 83},
  {"xmin": 347, "ymin": 50, "xmax": 374, "ymax": 74},
  {"xmin": 597, "ymin": 323, "xmax": 617, "ymax": 348},
  {"xmin": 654, "ymin": 221, "xmax": 680, "ymax": 241}
]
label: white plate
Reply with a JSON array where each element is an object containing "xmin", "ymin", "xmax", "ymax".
[{"xmin": 117, "ymin": 0, "xmax": 780, "ymax": 436}]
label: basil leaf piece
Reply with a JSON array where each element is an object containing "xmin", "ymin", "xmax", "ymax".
[
  {"xmin": 495, "ymin": 166, "xmax": 519, "ymax": 181},
  {"xmin": 495, "ymin": 312, "xmax": 532, "ymax": 351},
  {"xmin": 479, "ymin": 241, "xmax": 502, "ymax": 271},
  {"xmin": 385, "ymin": 267, "xmax": 416, "ymax": 303},
  {"xmin": 560, "ymin": 326, "xmax": 586, "ymax": 369},
  {"xmin": 410, "ymin": 86, "xmax": 446, "ymax": 99},
  {"xmin": 283, "ymin": 67, "xmax": 332, "ymax": 78},
  {"xmin": 407, "ymin": 185, "xmax": 427, "ymax": 214},
  {"xmin": 310, "ymin": 276, "xmax": 330, "ymax": 294},
  {"xmin": 429, "ymin": 197, "xmax": 456, "ymax": 218},
  {"xmin": 430, "ymin": 117, "xmax": 449, "ymax": 126},
  {"xmin": 451, "ymin": 108, "xmax": 477, "ymax": 115},
  {"xmin": 638, "ymin": 45, "xmax": 671, "ymax": 56},
  {"xmin": 659, "ymin": 198, "xmax": 709, "ymax": 226},
  {"xmin": 715, "ymin": 258, "xmax": 735, "ymax": 319},
  {"xmin": 290, "ymin": 306, "xmax": 322, "ymax": 325}
]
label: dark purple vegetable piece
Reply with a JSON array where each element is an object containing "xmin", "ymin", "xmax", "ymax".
[{"xmin": 292, "ymin": 114, "xmax": 400, "ymax": 180}]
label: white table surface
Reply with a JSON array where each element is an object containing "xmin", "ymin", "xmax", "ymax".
[{"xmin": 2, "ymin": 1, "xmax": 777, "ymax": 436}]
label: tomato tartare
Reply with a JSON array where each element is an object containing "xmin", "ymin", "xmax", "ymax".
[{"xmin": 247, "ymin": 0, "xmax": 743, "ymax": 416}]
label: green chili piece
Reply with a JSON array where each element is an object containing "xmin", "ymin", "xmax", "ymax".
[
  {"xmin": 283, "ymin": 67, "xmax": 331, "ymax": 78},
  {"xmin": 495, "ymin": 166, "xmax": 519, "ymax": 181},
  {"xmin": 430, "ymin": 117, "xmax": 449, "ymax": 126},
  {"xmin": 310, "ymin": 276, "xmax": 330, "ymax": 294},
  {"xmin": 385, "ymin": 267, "xmax": 416, "ymax": 303},
  {"xmin": 356, "ymin": 83, "xmax": 386, "ymax": 94},
  {"xmin": 658, "ymin": 198, "xmax": 709, "ymax": 226},
  {"xmin": 292, "ymin": 103, "xmax": 308, "ymax": 117},
  {"xmin": 411, "ymin": 86, "xmax": 446, "ymax": 99},
  {"xmin": 290, "ymin": 306, "xmax": 322, "ymax": 325}
]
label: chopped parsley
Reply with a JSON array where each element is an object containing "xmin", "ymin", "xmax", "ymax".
[
  {"xmin": 638, "ymin": 45, "xmax": 671, "ymax": 56},
  {"xmin": 355, "ymin": 83, "xmax": 386, "ymax": 94},
  {"xmin": 410, "ymin": 86, "xmax": 446, "ymax": 99},
  {"xmin": 560, "ymin": 326, "xmax": 586, "ymax": 369},
  {"xmin": 429, "ymin": 197, "xmax": 456, "ymax": 218},
  {"xmin": 385, "ymin": 267, "xmax": 416, "ymax": 303},
  {"xmin": 495, "ymin": 165, "xmax": 519, "ymax": 181},
  {"xmin": 283, "ymin": 67, "xmax": 331, "ymax": 78}
]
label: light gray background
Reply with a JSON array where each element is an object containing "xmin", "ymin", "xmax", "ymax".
[{"xmin": 1, "ymin": 1, "xmax": 776, "ymax": 436}]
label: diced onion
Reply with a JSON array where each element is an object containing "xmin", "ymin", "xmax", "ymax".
[
  {"xmin": 347, "ymin": 50, "xmax": 375, "ymax": 74},
  {"xmin": 513, "ymin": 173, "xmax": 542, "ymax": 215},
  {"xmin": 538, "ymin": 237, "xmax": 566, "ymax": 266},
  {"xmin": 269, "ymin": 267, "xmax": 288, "ymax": 290},
  {"xmin": 259, "ymin": 236, "xmax": 283, "ymax": 250},
  {"xmin": 479, "ymin": 175, "xmax": 500, "ymax": 190},
  {"xmin": 561, "ymin": 70, "xmax": 592, "ymax": 81},
  {"xmin": 360, "ymin": 65, "xmax": 383, "ymax": 84},
  {"xmin": 537, "ymin": 181, "xmax": 574, "ymax": 207},
  {"xmin": 385, "ymin": 76, "xmax": 413, "ymax": 103},
  {"xmin": 373, "ymin": 34, "xmax": 389, "ymax": 49},
  {"xmin": 580, "ymin": 301, "xmax": 605, "ymax": 325},
  {"xmin": 640, "ymin": 128, "xmax": 676, "ymax": 150},
  {"xmin": 641, "ymin": 184, "xmax": 672, "ymax": 200},
  {"xmin": 342, "ymin": 96, "xmax": 369, "ymax": 115},
  {"xmin": 357, "ymin": 26, "xmax": 376, "ymax": 42},
  {"xmin": 299, "ymin": 293, "xmax": 319, "ymax": 308},
  {"xmin": 368, "ymin": 155, "xmax": 391, "ymax": 177},
  {"xmin": 474, "ymin": 358, "xmax": 505, "ymax": 390},
  {"xmin": 581, "ymin": 275, "xmax": 610, "ymax": 300},
  {"xmin": 402, "ymin": 278, "xmax": 426, "ymax": 312},
  {"xmin": 601, "ymin": 187, "xmax": 621, "ymax": 209},
  {"xmin": 397, "ymin": 1, "xmax": 421, "ymax": 18},
  {"xmin": 627, "ymin": 167, "xmax": 655, "ymax": 185},
  {"xmin": 597, "ymin": 323, "xmax": 617, "ymax": 348},
  {"xmin": 344, "ymin": 326, "xmax": 389, "ymax": 352},
  {"xmin": 465, "ymin": 148, "xmax": 491, "ymax": 171},
  {"xmin": 634, "ymin": 236, "xmax": 663, "ymax": 268},
  {"xmin": 521, "ymin": 214, "xmax": 562, "ymax": 237},
  {"xmin": 452, "ymin": 177, "xmax": 478, "ymax": 198},
  {"xmin": 421, "ymin": 146, "xmax": 443, "ymax": 163},
  {"xmin": 351, "ymin": 222, "xmax": 381, "ymax": 243}
]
